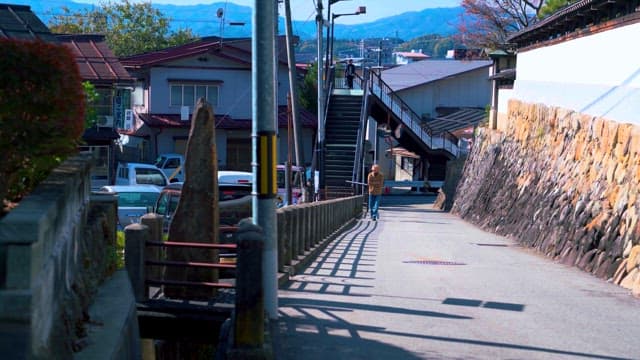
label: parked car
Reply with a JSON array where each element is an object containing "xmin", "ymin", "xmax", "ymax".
[
  {"xmin": 154, "ymin": 153, "xmax": 185, "ymax": 182},
  {"xmin": 218, "ymin": 170, "xmax": 253, "ymax": 185},
  {"xmin": 154, "ymin": 182, "xmax": 252, "ymax": 234},
  {"xmin": 98, "ymin": 185, "xmax": 161, "ymax": 230},
  {"xmin": 115, "ymin": 162, "xmax": 169, "ymax": 189}
]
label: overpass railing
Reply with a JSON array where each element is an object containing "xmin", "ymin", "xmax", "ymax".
[{"xmin": 367, "ymin": 70, "xmax": 459, "ymax": 157}]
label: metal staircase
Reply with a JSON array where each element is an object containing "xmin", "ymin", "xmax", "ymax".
[
  {"xmin": 323, "ymin": 94, "xmax": 363, "ymax": 197},
  {"xmin": 367, "ymin": 70, "xmax": 459, "ymax": 156},
  {"xmin": 320, "ymin": 68, "xmax": 460, "ymax": 198}
]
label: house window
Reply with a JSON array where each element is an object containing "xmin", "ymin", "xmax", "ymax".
[
  {"xmin": 170, "ymin": 84, "xmax": 219, "ymax": 107},
  {"xmin": 95, "ymin": 88, "xmax": 113, "ymax": 117},
  {"xmin": 401, "ymin": 157, "xmax": 413, "ymax": 173}
]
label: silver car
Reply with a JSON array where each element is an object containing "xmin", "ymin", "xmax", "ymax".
[{"xmin": 98, "ymin": 185, "xmax": 161, "ymax": 229}]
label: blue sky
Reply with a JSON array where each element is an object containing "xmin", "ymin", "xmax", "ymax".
[{"xmin": 73, "ymin": 0, "xmax": 461, "ymax": 25}]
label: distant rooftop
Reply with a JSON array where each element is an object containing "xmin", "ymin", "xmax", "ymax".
[
  {"xmin": 56, "ymin": 34, "xmax": 134, "ymax": 84},
  {"xmin": 395, "ymin": 51, "xmax": 430, "ymax": 59},
  {"xmin": 0, "ymin": 3, "xmax": 56, "ymax": 41},
  {"xmin": 381, "ymin": 59, "xmax": 493, "ymax": 92}
]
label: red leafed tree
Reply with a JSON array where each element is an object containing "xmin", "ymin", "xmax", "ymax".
[
  {"xmin": 457, "ymin": 0, "xmax": 545, "ymax": 49},
  {"xmin": 0, "ymin": 39, "xmax": 85, "ymax": 214}
]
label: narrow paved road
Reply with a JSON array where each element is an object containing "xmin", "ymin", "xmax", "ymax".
[{"xmin": 273, "ymin": 195, "xmax": 640, "ymax": 360}]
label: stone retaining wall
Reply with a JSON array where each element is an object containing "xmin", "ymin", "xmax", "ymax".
[
  {"xmin": 0, "ymin": 154, "xmax": 139, "ymax": 358},
  {"xmin": 452, "ymin": 99, "xmax": 640, "ymax": 296}
]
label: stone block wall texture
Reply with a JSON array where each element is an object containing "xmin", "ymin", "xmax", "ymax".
[
  {"xmin": 452, "ymin": 99, "xmax": 640, "ymax": 296},
  {"xmin": 0, "ymin": 154, "xmax": 133, "ymax": 358}
]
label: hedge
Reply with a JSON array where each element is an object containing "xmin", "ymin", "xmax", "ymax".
[{"xmin": 0, "ymin": 39, "xmax": 85, "ymax": 215}]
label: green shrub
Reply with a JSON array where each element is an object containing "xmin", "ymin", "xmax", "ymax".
[{"xmin": 0, "ymin": 39, "xmax": 85, "ymax": 213}]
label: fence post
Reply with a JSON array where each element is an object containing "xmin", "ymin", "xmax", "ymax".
[
  {"xmin": 124, "ymin": 223, "xmax": 149, "ymax": 302},
  {"xmin": 140, "ymin": 213, "xmax": 163, "ymax": 281},
  {"xmin": 276, "ymin": 210, "xmax": 286, "ymax": 272},
  {"xmin": 281, "ymin": 207, "xmax": 293, "ymax": 266},
  {"xmin": 302, "ymin": 204, "xmax": 311, "ymax": 251},
  {"xmin": 232, "ymin": 220, "xmax": 265, "ymax": 353}
]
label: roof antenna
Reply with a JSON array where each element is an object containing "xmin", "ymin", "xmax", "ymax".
[{"xmin": 217, "ymin": 6, "xmax": 225, "ymax": 49}]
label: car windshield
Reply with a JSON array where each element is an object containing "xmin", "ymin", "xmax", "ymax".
[
  {"xmin": 276, "ymin": 168, "xmax": 303, "ymax": 188},
  {"xmin": 154, "ymin": 156, "xmax": 167, "ymax": 168},
  {"xmin": 135, "ymin": 168, "xmax": 167, "ymax": 186},
  {"xmin": 118, "ymin": 192, "xmax": 159, "ymax": 207}
]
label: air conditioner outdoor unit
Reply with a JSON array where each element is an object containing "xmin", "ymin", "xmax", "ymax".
[{"xmin": 96, "ymin": 115, "xmax": 114, "ymax": 127}]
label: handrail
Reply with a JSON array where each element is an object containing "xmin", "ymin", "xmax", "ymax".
[
  {"xmin": 366, "ymin": 70, "xmax": 459, "ymax": 157},
  {"xmin": 352, "ymin": 68, "xmax": 369, "ymax": 195}
]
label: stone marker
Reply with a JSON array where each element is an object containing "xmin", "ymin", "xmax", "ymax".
[{"xmin": 164, "ymin": 98, "xmax": 220, "ymax": 300}]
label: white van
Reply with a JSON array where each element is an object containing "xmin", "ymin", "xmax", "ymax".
[
  {"xmin": 218, "ymin": 170, "xmax": 253, "ymax": 185},
  {"xmin": 276, "ymin": 164, "xmax": 305, "ymax": 206},
  {"xmin": 115, "ymin": 162, "xmax": 169, "ymax": 189}
]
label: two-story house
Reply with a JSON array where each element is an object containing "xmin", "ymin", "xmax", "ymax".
[
  {"xmin": 57, "ymin": 34, "xmax": 135, "ymax": 188},
  {"xmin": 119, "ymin": 36, "xmax": 317, "ymax": 171}
]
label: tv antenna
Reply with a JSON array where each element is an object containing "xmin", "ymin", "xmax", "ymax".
[{"xmin": 217, "ymin": 7, "xmax": 225, "ymax": 48}]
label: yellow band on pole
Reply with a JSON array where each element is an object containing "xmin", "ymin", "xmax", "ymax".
[{"xmin": 258, "ymin": 132, "xmax": 277, "ymax": 197}]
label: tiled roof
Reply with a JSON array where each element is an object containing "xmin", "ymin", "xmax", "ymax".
[
  {"xmin": 381, "ymin": 60, "xmax": 493, "ymax": 92},
  {"xmin": 56, "ymin": 34, "xmax": 134, "ymax": 84},
  {"xmin": 120, "ymin": 36, "xmax": 291, "ymax": 68},
  {"xmin": 507, "ymin": 0, "xmax": 636, "ymax": 48},
  {"xmin": 0, "ymin": 3, "xmax": 56, "ymax": 41},
  {"xmin": 137, "ymin": 105, "xmax": 317, "ymax": 129}
]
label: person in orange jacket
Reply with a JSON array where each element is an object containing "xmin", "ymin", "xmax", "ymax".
[{"xmin": 367, "ymin": 164, "xmax": 384, "ymax": 220}]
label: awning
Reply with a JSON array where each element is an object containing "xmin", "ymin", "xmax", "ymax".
[
  {"xmin": 424, "ymin": 108, "xmax": 486, "ymax": 134},
  {"xmin": 386, "ymin": 147, "xmax": 420, "ymax": 159}
]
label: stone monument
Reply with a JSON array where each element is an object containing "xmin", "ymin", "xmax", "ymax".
[{"xmin": 164, "ymin": 98, "xmax": 220, "ymax": 299}]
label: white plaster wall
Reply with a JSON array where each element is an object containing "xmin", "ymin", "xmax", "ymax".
[
  {"xmin": 508, "ymin": 22, "xmax": 640, "ymax": 124},
  {"xmin": 399, "ymin": 68, "xmax": 492, "ymax": 118}
]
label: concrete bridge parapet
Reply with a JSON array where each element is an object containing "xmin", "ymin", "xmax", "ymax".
[
  {"xmin": 276, "ymin": 195, "xmax": 363, "ymax": 282},
  {"xmin": 0, "ymin": 154, "xmax": 140, "ymax": 359}
]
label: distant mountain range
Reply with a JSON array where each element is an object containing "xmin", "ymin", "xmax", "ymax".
[{"xmin": 13, "ymin": 1, "xmax": 463, "ymax": 41}]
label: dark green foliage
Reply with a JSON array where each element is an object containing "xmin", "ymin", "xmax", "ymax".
[
  {"xmin": 82, "ymin": 81, "xmax": 99, "ymax": 128},
  {"xmin": 298, "ymin": 62, "xmax": 318, "ymax": 115},
  {"xmin": 539, "ymin": 0, "xmax": 579, "ymax": 19},
  {"xmin": 0, "ymin": 39, "xmax": 85, "ymax": 214},
  {"xmin": 395, "ymin": 35, "xmax": 458, "ymax": 58},
  {"xmin": 47, "ymin": 0, "xmax": 196, "ymax": 57}
]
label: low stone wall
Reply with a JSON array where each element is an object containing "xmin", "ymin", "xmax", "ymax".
[
  {"xmin": 452, "ymin": 99, "xmax": 640, "ymax": 296},
  {"xmin": 0, "ymin": 154, "xmax": 139, "ymax": 358}
]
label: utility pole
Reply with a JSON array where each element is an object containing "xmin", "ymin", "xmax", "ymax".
[
  {"xmin": 252, "ymin": 0, "xmax": 278, "ymax": 320},
  {"xmin": 316, "ymin": 0, "xmax": 325, "ymax": 199},
  {"xmin": 283, "ymin": 0, "xmax": 305, "ymax": 201}
]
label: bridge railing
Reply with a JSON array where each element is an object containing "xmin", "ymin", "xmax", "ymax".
[{"xmin": 276, "ymin": 195, "xmax": 363, "ymax": 274}]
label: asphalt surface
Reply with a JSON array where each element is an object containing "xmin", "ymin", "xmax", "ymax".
[{"xmin": 273, "ymin": 195, "xmax": 640, "ymax": 360}]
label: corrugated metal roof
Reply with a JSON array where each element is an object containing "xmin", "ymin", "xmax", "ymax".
[
  {"xmin": 56, "ymin": 34, "xmax": 134, "ymax": 84},
  {"xmin": 381, "ymin": 60, "xmax": 493, "ymax": 92},
  {"xmin": 0, "ymin": 3, "xmax": 56, "ymax": 41},
  {"xmin": 424, "ymin": 108, "xmax": 486, "ymax": 133},
  {"xmin": 137, "ymin": 105, "xmax": 317, "ymax": 129}
]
